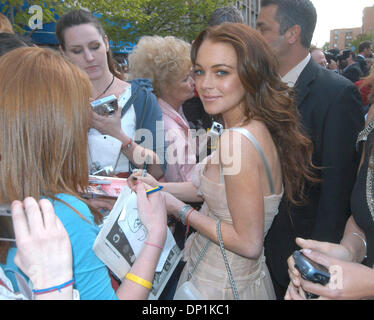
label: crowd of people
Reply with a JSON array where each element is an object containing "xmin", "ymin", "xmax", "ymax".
[
  {"xmin": 311, "ymin": 42, "xmax": 374, "ymax": 116},
  {"xmin": 0, "ymin": 0, "xmax": 373, "ymax": 301}
]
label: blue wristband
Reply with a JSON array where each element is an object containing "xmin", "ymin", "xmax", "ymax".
[{"xmin": 32, "ymin": 278, "xmax": 75, "ymax": 295}]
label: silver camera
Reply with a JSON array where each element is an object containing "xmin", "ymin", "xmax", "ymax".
[
  {"xmin": 91, "ymin": 94, "xmax": 118, "ymax": 116},
  {"xmin": 209, "ymin": 121, "xmax": 224, "ymax": 136}
]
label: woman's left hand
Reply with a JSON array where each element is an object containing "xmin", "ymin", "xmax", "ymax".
[
  {"xmin": 90, "ymin": 107, "xmax": 123, "ymax": 140},
  {"xmin": 12, "ymin": 198, "xmax": 73, "ymax": 290},
  {"xmin": 134, "ymin": 182, "xmax": 167, "ymax": 245}
]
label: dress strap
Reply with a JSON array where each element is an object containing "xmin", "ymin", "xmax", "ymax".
[{"xmin": 224, "ymin": 127, "xmax": 275, "ymax": 195}]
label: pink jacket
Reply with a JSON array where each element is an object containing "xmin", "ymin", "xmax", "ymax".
[{"xmin": 158, "ymin": 98, "xmax": 197, "ymax": 182}]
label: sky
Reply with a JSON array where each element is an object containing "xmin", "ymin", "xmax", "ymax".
[{"xmin": 311, "ymin": 0, "xmax": 374, "ymax": 47}]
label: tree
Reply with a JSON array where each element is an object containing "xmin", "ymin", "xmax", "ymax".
[
  {"xmin": 2, "ymin": 0, "xmax": 230, "ymax": 46},
  {"xmin": 322, "ymin": 42, "xmax": 330, "ymax": 52},
  {"xmin": 69, "ymin": 0, "xmax": 230, "ymax": 45},
  {"xmin": 1, "ymin": 1, "xmax": 73, "ymax": 34},
  {"xmin": 351, "ymin": 32, "xmax": 374, "ymax": 53}
]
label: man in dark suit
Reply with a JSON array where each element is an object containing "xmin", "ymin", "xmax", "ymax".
[
  {"xmin": 356, "ymin": 41, "xmax": 372, "ymax": 77},
  {"xmin": 257, "ymin": 0, "xmax": 364, "ymax": 300},
  {"xmin": 341, "ymin": 50, "xmax": 363, "ymax": 83}
]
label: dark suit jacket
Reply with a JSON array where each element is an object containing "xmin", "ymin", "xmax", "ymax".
[
  {"xmin": 264, "ymin": 59, "xmax": 364, "ymax": 298},
  {"xmin": 343, "ymin": 62, "xmax": 363, "ymax": 83},
  {"xmin": 355, "ymin": 55, "xmax": 369, "ymax": 77}
]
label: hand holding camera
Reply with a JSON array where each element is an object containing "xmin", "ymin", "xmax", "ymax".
[
  {"xmin": 91, "ymin": 95, "xmax": 118, "ymax": 116},
  {"xmin": 90, "ymin": 95, "xmax": 123, "ymax": 140},
  {"xmin": 292, "ymin": 250, "xmax": 330, "ymax": 299}
]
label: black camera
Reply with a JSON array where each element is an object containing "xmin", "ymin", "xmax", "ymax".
[
  {"xmin": 324, "ymin": 52, "xmax": 336, "ymax": 64},
  {"xmin": 337, "ymin": 49, "xmax": 352, "ymax": 63},
  {"xmin": 324, "ymin": 49, "xmax": 340, "ymax": 64},
  {"xmin": 293, "ymin": 250, "xmax": 330, "ymax": 299},
  {"xmin": 91, "ymin": 94, "xmax": 118, "ymax": 116}
]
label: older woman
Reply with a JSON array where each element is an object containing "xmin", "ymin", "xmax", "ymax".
[{"xmin": 128, "ymin": 36, "xmax": 196, "ymax": 183}]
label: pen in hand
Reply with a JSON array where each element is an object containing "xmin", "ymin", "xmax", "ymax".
[
  {"xmin": 142, "ymin": 155, "xmax": 151, "ymax": 177},
  {"xmin": 145, "ymin": 186, "xmax": 163, "ymax": 195}
]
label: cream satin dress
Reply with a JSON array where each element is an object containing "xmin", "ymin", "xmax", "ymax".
[{"xmin": 176, "ymin": 129, "xmax": 283, "ymax": 300}]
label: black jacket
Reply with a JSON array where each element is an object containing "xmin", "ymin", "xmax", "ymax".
[
  {"xmin": 355, "ymin": 55, "xmax": 370, "ymax": 77},
  {"xmin": 343, "ymin": 62, "xmax": 363, "ymax": 83},
  {"xmin": 264, "ymin": 59, "xmax": 364, "ymax": 298}
]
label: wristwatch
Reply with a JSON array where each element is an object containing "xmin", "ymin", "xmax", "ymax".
[{"xmin": 177, "ymin": 204, "xmax": 193, "ymax": 225}]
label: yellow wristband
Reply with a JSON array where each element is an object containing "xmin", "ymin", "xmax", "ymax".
[{"xmin": 125, "ymin": 273, "xmax": 153, "ymax": 290}]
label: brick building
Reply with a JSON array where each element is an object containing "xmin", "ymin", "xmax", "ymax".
[
  {"xmin": 330, "ymin": 27, "xmax": 362, "ymax": 50},
  {"xmin": 330, "ymin": 5, "xmax": 374, "ymax": 50},
  {"xmin": 363, "ymin": 6, "xmax": 374, "ymax": 34}
]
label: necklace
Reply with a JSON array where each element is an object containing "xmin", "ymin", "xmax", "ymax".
[{"xmin": 94, "ymin": 74, "xmax": 115, "ymax": 100}]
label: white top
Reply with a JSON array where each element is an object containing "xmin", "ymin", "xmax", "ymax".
[
  {"xmin": 281, "ymin": 54, "xmax": 311, "ymax": 88},
  {"xmin": 88, "ymin": 86, "xmax": 136, "ymax": 174}
]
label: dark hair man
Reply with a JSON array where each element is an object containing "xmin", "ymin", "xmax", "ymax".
[
  {"xmin": 356, "ymin": 41, "xmax": 373, "ymax": 77},
  {"xmin": 341, "ymin": 50, "xmax": 363, "ymax": 83},
  {"xmin": 208, "ymin": 6, "xmax": 244, "ymax": 26},
  {"xmin": 257, "ymin": 0, "xmax": 364, "ymax": 300}
]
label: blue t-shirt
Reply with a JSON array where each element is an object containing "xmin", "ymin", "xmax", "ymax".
[{"xmin": 3, "ymin": 194, "xmax": 118, "ymax": 300}]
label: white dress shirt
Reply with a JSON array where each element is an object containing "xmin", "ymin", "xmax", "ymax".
[{"xmin": 281, "ymin": 54, "xmax": 311, "ymax": 88}]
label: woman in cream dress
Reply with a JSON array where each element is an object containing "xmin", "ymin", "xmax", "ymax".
[{"xmin": 130, "ymin": 23, "xmax": 317, "ymax": 300}]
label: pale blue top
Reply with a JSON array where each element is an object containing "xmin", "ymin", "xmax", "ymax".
[{"xmin": 3, "ymin": 193, "xmax": 118, "ymax": 300}]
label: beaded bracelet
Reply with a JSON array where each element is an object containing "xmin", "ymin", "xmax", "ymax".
[
  {"xmin": 185, "ymin": 208, "xmax": 195, "ymax": 237},
  {"xmin": 32, "ymin": 279, "xmax": 75, "ymax": 295},
  {"xmin": 125, "ymin": 273, "xmax": 153, "ymax": 290}
]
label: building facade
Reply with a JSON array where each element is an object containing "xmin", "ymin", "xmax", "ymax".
[
  {"xmin": 363, "ymin": 6, "xmax": 374, "ymax": 35},
  {"xmin": 329, "ymin": 6, "xmax": 374, "ymax": 50},
  {"xmin": 234, "ymin": 0, "xmax": 261, "ymax": 28},
  {"xmin": 330, "ymin": 27, "xmax": 362, "ymax": 50}
]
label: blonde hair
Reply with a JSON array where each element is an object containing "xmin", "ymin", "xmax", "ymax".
[
  {"xmin": 128, "ymin": 35, "xmax": 191, "ymax": 97},
  {"xmin": 0, "ymin": 13, "xmax": 14, "ymax": 34}
]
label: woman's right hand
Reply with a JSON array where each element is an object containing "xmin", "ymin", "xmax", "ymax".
[
  {"xmin": 287, "ymin": 237, "xmax": 351, "ymax": 288},
  {"xmin": 90, "ymin": 107, "xmax": 123, "ymax": 140}
]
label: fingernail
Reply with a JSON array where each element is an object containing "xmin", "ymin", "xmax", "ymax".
[{"xmin": 302, "ymin": 249, "xmax": 312, "ymax": 254}]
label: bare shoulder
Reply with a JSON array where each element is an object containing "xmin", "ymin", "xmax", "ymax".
[
  {"xmin": 219, "ymin": 121, "xmax": 271, "ymax": 172},
  {"xmin": 114, "ymin": 78, "xmax": 131, "ymax": 97}
]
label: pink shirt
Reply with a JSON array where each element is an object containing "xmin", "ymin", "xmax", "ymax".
[{"xmin": 158, "ymin": 98, "xmax": 196, "ymax": 182}]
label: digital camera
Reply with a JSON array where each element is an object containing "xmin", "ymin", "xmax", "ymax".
[
  {"xmin": 91, "ymin": 94, "xmax": 118, "ymax": 116},
  {"xmin": 209, "ymin": 121, "xmax": 224, "ymax": 136}
]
